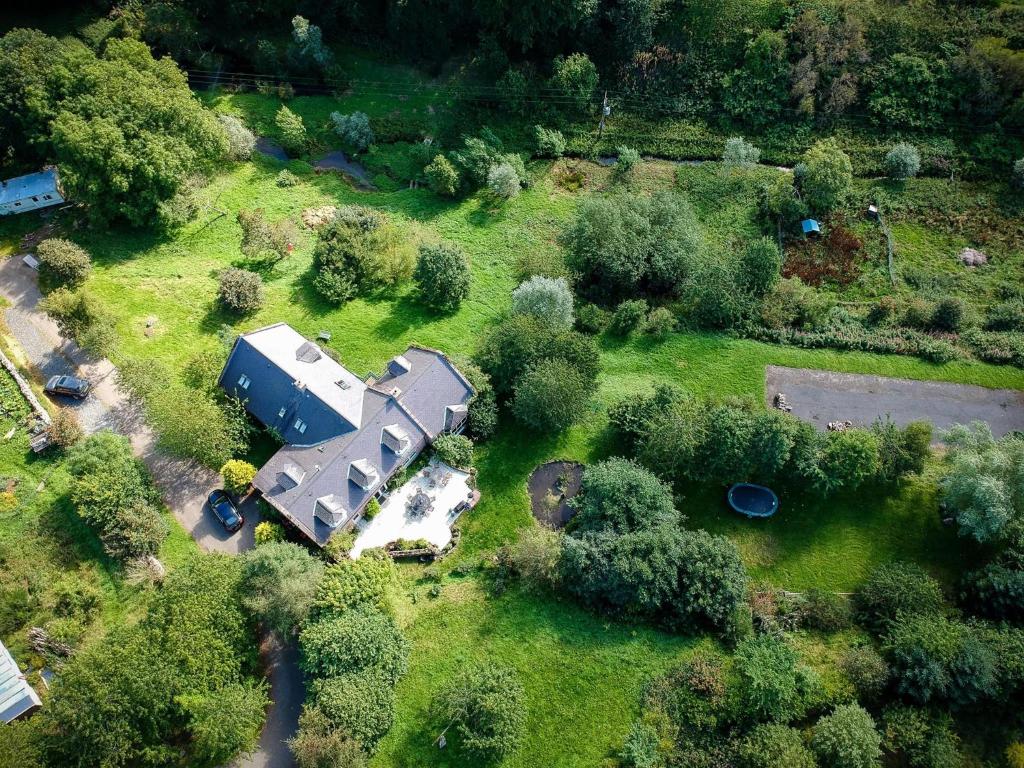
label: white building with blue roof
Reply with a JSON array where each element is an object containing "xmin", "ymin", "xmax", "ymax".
[
  {"xmin": 0, "ymin": 167, "xmax": 64, "ymax": 216},
  {"xmin": 0, "ymin": 640, "xmax": 41, "ymax": 723}
]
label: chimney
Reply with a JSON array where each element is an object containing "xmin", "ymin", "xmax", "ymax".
[{"xmin": 388, "ymin": 355, "xmax": 411, "ymax": 377}]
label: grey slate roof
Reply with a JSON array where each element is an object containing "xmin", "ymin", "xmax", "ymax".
[
  {"xmin": 0, "ymin": 641, "xmax": 41, "ymax": 723},
  {"xmin": 231, "ymin": 325, "xmax": 474, "ymax": 546}
]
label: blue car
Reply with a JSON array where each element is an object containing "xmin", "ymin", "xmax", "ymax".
[{"xmin": 208, "ymin": 489, "xmax": 244, "ymax": 533}]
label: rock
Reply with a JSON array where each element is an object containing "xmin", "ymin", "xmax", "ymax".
[
  {"xmin": 959, "ymin": 247, "xmax": 988, "ymax": 267},
  {"xmin": 301, "ymin": 206, "xmax": 337, "ymax": 229}
]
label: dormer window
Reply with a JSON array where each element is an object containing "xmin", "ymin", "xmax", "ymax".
[
  {"xmin": 382, "ymin": 424, "xmax": 411, "ymax": 455},
  {"xmin": 294, "ymin": 418, "xmax": 307, "ymax": 434},
  {"xmin": 237, "ymin": 374, "xmax": 251, "ymax": 389},
  {"xmin": 388, "ymin": 355, "xmax": 411, "ymax": 376},
  {"xmin": 348, "ymin": 459, "xmax": 379, "ymax": 490},
  {"xmin": 278, "ymin": 407, "xmax": 287, "ymax": 418}
]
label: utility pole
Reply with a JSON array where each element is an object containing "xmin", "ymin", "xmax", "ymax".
[{"xmin": 598, "ymin": 91, "xmax": 610, "ymax": 138}]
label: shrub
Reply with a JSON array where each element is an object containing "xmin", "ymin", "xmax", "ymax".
[
  {"xmin": 574, "ymin": 458, "xmax": 679, "ymax": 535},
  {"xmin": 575, "ymin": 302, "xmax": 611, "ymax": 334},
  {"xmin": 241, "ymin": 542, "xmax": 324, "ymax": 637},
  {"xmin": 288, "ymin": 706, "xmax": 368, "ymax": 768},
  {"xmin": 614, "ymin": 145, "xmax": 641, "ymax": 180},
  {"xmin": 985, "ymin": 300, "xmax": 1024, "ymax": 332},
  {"xmin": 739, "ymin": 237, "xmax": 782, "ymax": 297},
  {"xmin": 217, "ymin": 268, "xmax": 264, "ymax": 314},
  {"xmin": 534, "ymin": 125, "xmax": 566, "ymax": 158},
  {"xmin": 673, "ymin": 529, "xmax": 748, "ymax": 631},
  {"xmin": 814, "ymin": 428, "xmax": 880, "ymax": 494},
  {"xmin": 237, "ymin": 208, "xmax": 295, "ymax": 264},
  {"xmin": 363, "ymin": 497, "xmax": 380, "ymax": 521},
  {"xmin": 549, "ymin": 52, "xmax": 598, "ymax": 112},
  {"xmin": 218, "ymin": 114, "xmax": 256, "ymax": 160},
  {"xmin": 425, "ymin": 154, "xmax": 459, "ymax": 197},
  {"xmin": 275, "ymin": 106, "xmax": 306, "ymax": 155},
  {"xmin": 723, "ymin": 137, "xmax": 761, "ymax": 169},
  {"xmin": 254, "ymin": 521, "xmax": 285, "ymax": 546},
  {"xmin": 313, "ymin": 553, "xmax": 395, "ymax": 617},
  {"xmin": 930, "ymin": 297, "xmax": 966, "ymax": 333},
  {"xmin": 299, "ymin": 608, "xmax": 409, "ymax": 685},
  {"xmin": 871, "ymin": 419, "xmax": 931, "ymax": 484},
  {"xmin": 49, "ymin": 408, "xmax": 83, "ymax": 449},
  {"xmin": 737, "ymin": 723, "xmax": 816, "ymax": 768},
  {"xmin": 487, "ymin": 161, "xmax": 521, "ymax": 198},
  {"xmin": 733, "ymin": 635, "xmax": 807, "ymax": 723},
  {"xmin": 414, "ymin": 242, "xmax": 470, "ymax": 312},
  {"xmin": 37, "ymin": 238, "xmax": 91, "ymax": 287},
  {"xmin": 885, "ymin": 143, "xmax": 921, "ymax": 180},
  {"xmin": 498, "ymin": 525, "xmax": 561, "ymax": 593},
  {"xmin": 963, "ymin": 560, "xmax": 1024, "ymax": 622},
  {"xmin": 220, "ymin": 459, "xmax": 257, "ymax": 495},
  {"xmin": 855, "ymin": 562, "xmax": 945, "ymax": 632},
  {"xmin": 457, "ymin": 359, "xmax": 498, "ymax": 441},
  {"xmin": 644, "ymin": 307, "xmax": 676, "ymax": 339},
  {"xmin": 1012, "ymin": 158, "xmax": 1024, "ymax": 190},
  {"xmin": 511, "ymin": 358, "xmax": 595, "ymax": 432},
  {"xmin": 310, "ymin": 670, "xmax": 395, "ymax": 751},
  {"xmin": 812, "ymin": 704, "xmax": 882, "ymax": 768},
  {"xmin": 883, "ymin": 614, "xmax": 967, "ymax": 704},
  {"xmin": 511, "ymin": 275, "xmax": 574, "ymax": 330},
  {"xmin": 609, "ymin": 299, "xmax": 649, "ymax": 336},
  {"xmin": 841, "ymin": 646, "xmax": 890, "ymax": 702},
  {"xmin": 432, "ymin": 662, "xmax": 527, "ymax": 763},
  {"xmin": 330, "ymin": 111, "xmax": 373, "ymax": 152},
  {"xmin": 275, "ymin": 169, "xmax": 298, "ymax": 187},
  {"xmin": 801, "ymin": 139, "xmax": 853, "ymax": 212},
  {"xmin": 433, "ymin": 433, "xmax": 474, "ymax": 469},
  {"xmin": 803, "ymin": 589, "xmax": 852, "ymax": 631}
]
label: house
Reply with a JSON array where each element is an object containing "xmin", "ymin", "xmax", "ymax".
[
  {"xmin": 801, "ymin": 218, "xmax": 821, "ymax": 236},
  {"xmin": 0, "ymin": 640, "xmax": 42, "ymax": 723},
  {"xmin": 219, "ymin": 323, "xmax": 474, "ymax": 546},
  {"xmin": 0, "ymin": 167, "xmax": 64, "ymax": 216}
]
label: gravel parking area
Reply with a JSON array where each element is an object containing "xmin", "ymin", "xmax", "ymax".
[{"xmin": 766, "ymin": 365, "xmax": 1024, "ymax": 438}]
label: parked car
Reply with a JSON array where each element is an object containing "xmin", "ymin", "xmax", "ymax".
[
  {"xmin": 208, "ymin": 489, "xmax": 244, "ymax": 533},
  {"xmin": 44, "ymin": 374, "xmax": 90, "ymax": 399}
]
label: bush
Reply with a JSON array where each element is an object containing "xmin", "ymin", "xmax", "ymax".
[
  {"xmin": 37, "ymin": 238, "xmax": 91, "ymax": 287},
  {"xmin": 575, "ymin": 302, "xmax": 611, "ymax": 334},
  {"xmin": 275, "ymin": 169, "xmax": 298, "ymax": 187},
  {"xmin": 733, "ymin": 635, "xmax": 807, "ymax": 723},
  {"xmin": 814, "ymin": 428, "xmax": 880, "ymax": 494},
  {"xmin": 289, "ymin": 706, "xmax": 368, "ymax": 768},
  {"xmin": 218, "ymin": 268, "xmax": 264, "ymax": 313},
  {"xmin": 841, "ymin": 646, "xmax": 890, "ymax": 702},
  {"xmin": 363, "ymin": 497, "xmax": 380, "ymax": 521},
  {"xmin": 511, "ymin": 275, "xmax": 574, "ymax": 330},
  {"xmin": 644, "ymin": 307, "xmax": 676, "ymax": 339},
  {"xmin": 498, "ymin": 525, "xmax": 561, "ymax": 593},
  {"xmin": 609, "ymin": 299, "xmax": 649, "ymax": 336},
  {"xmin": 549, "ymin": 52, "xmax": 598, "ymax": 112},
  {"xmin": 254, "ymin": 521, "xmax": 285, "ymax": 546},
  {"xmin": 614, "ymin": 145, "xmax": 641, "ymax": 180},
  {"xmin": 487, "ymin": 161, "xmax": 521, "ymax": 198},
  {"xmin": 723, "ymin": 137, "xmax": 761, "ymax": 169},
  {"xmin": 310, "ymin": 671, "xmax": 395, "ymax": 751},
  {"xmin": 985, "ymin": 300, "xmax": 1024, "ymax": 332},
  {"xmin": 883, "ymin": 615, "xmax": 967, "ymax": 704},
  {"xmin": 871, "ymin": 419, "xmax": 931, "ymax": 484},
  {"xmin": 801, "ymin": 139, "xmax": 853, "ymax": 212},
  {"xmin": 855, "ymin": 562, "xmax": 945, "ymax": 632},
  {"xmin": 299, "ymin": 608, "xmax": 409, "ymax": 685},
  {"xmin": 218, "ymin": 114, "xmax": 256, "ymax": 160},
  {"xmin": 49, "ymin": 408, "xmax": 83, "ymax": 449},
  {"xmin": 425, "ymin": 154, "xmax": 459, "ymax": 197},
  {"xmin": 313, "ymin": 553, "xmax": 395, "ymax": 617},
  {"xmin": 1012, "ymin": 158, "xmax": 1024, "ymax": 190},
  {"xmin": 737, "ymin": 723, "xmax": 816, "ymax": 768},
  {"xmin": 414, "ymin": 242, "xmax": 470, "ymax": 312},
  {"xmin": 885, "ymin": 143, "xmax": 921, "ymax": 180},
  {"xmin": 511, "ymin": 358, "xmax": 595, "ymax": 432},
  {"xmin": 812, "ymin": 704, "xmax": 882, "ymax": 768},
  {"xmin": 739, "ymin": 237, "xmax": 782, "ymax": 297},
  {"xmin": 803, "ymin": 589, "xmax": 852, "ymax": 631},
  {"xmin": 574, "ymin": 458, "xmax": 679, "ymax": 535},
  {"xmin": 241, "ymin": 542, "xmax": 324, "ymax": 637},
  {"xmin": 330, "ymin": 111, "xmax": 373, "ymax": 152},
  {"xmin": 220, "ymin": 459, "xmax": 257, "ymax": 495},
  {"xmin": 275, "ymin": 105, "xmax": 306, "ymax": 155},
  {"xmin": 930, "ymin": 297, "xmax": 966, "ymax": 333},
  {"xmin": 433, "ymin": 433, "xmax": 474, "ymax": 469},
  {"xmin": 433, "ymin": 662, "xmax": 527, "ymax": 763},
  {"xmin": 534, "ymin": 125, "xmax": 566, "ymax": 158}
]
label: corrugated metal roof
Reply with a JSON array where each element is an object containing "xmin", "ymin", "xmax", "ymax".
[
  {"xmin": 0, "ymin": 168, "xmax": 61, "ymax": 206},
  {"xmin": 0, "ymin": 641, "xmax": 41, "ymax": 723}
]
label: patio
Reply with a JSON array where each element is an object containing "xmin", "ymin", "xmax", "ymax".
[{"xmin": 349, "ymin": 458, "xmax": 474, "ymax": 558}]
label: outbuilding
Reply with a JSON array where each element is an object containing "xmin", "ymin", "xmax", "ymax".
[
  {"xmin": 0, "ymin": 167, "xmax": 65, "ymax": 216},
  {"xmin": 801, "ymin": 218, "xmax": 821, "ymax": 236},
  {"xmin": 0, "ymin": 640, "xmax": 42, "ymax": 723}
]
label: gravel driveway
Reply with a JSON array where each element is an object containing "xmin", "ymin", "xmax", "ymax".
[
  {"xmin": 0, "ymin": 255, "xmax": 260, "ymax": 553},
  {"xmin": 766, "ymin": 365, "xmax": 1024, "ymax": 438}
]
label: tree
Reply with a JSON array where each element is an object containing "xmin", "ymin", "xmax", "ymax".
[
  {"xmin": 457, "ymin": 359, "xmax": 498, "ymax": 440},
  {"xmin": 722, "ymin": 31, "xmax": 789, "ymax": 128},
  {"xmin": 855, "ymin": 562, "xmax": 945, "ymax": 633},
  {"xmin": 299, "ymin": 608, "xmax": 409, "ymax": 685},
  {"xmin": 179, "ymin": 681, "xmax": 268, "ymax": 765},
  {"xmin": 218, "ymin": 268, "xmax": 264, "ymax": 313},
  {"xmin": 433, "ymin": 662, "xmax": 527, "ymax": 763},
  {"xmin": 737, "ymin": 723, "xmax": 817, "ymax": 768},
  {"xmin": 47, "ymin": 37, "xmax": 226, "ymax": 226},
  {"xmin": 289, "ymin": 15, "xmax": 332, "ymax": 73},
  {"xmin": 841, "ymin": 646, "xmax": 890, "ymax": 702},
  {"xmin": 738, "ymin": 237, "xmax": 781, "ymax": 297},
  {"xmin": 869, "ymin": 54, "xmax": 945, "ymax": 131},
  {"xmin": 812, "ymin": 704, "xmax": 882, "ymax": 768},
  {"xmin": 614, "ymin": 146, "xmax": 641, "ymax": 181},
  {"xmin": 241, "ymin": 542, "xmax": 325, "ymax": 637},
  {"xmin": 883, "ymin": 614, "xmax": 962, "ymax": 704},
  {"xmin": 871, "ymin": 419, "xmax": 931, "ymax": 484},
  {"xmin": 487, "ymin": 161, "xmax": 521, "ymax": 198},
  {"xmin": 609, "ymin": 299, "xmax": 648, "ymax": 336},
  {"xmin": 672, "ymin": 529, "xmax": 748, "ymax": 630},
  {"xmin": 237, "ymin": 208, "xmax": 296, "ymax": 264},
  {"xmin": 572, "ymin": 458, "xmax": 679, "ymax": 535},
  {"xmin": 309, "ymin": 671, "xmax": 395, "ymax": 751},
  {"xmin": 723, "ymin": 137, "xmax": 761, "ymax": 169},
  {"xmin": 276, "ymin": 106, "xmax": 307, "ymax": 155},
  {"xmin": 433, "ymin": 433, "xmax": 474, "ymax": 469},
  {"xmin": 37, "ymin": 238, "xmax": 91, "ymax": 288},
  {"xmin": 499, "ymin": 525, "xmax": 562, "ymax": 593},
  {"xmin": 800, "ymin": 139, "xmax": 853, "ymax": 213},
  {"xmin": 425, "ymin": 155, "xmax": 459, "ymax": 197},
  {"xmin": 644, "ymin": 307, "xmax": 676, "ymax": 339},
  {"xmin": 1013, "ymin": 158, "xmax": 1024, "ymax": 190},
  {"xmin": 511, "ymin": 358, "xmax": 596, "ymax": 431},
  {"xmin": 549, "ymin": 52, "xmax": 598, "ymax": 112},
  {"xmin": 220, "ymin": 459, "xmax": 257, "ymax": 495},
  {"xmin": 414, "ymin": 242, "xmax": 471, "ymax": 311},
  {"xmin": 733, "ymin": 635, "xmax": 807, "ymax": 723},
  {"xmin": 534, "ymin": 125, "xmax": 565, "ymax": 158},
  {"xmin": 815, "ymin": 428, "xmax": 879, "ymax": 494},
  {"xmin": 219, "ymin": 114, "xmax": 256, "ymax": 160},
  {"xmin": 330, "ymin": 111, "xmax": 374, "ymax": 152},
  {"xmin": 511, "ymin": 275, "xmax": 574, "ymax": 330},
  {"xmin": 289, "ymin": 705, "xmax": 368, "ymax": 768},
  {"xmin": 49, "ymin": 407, "xmax": 84, "ymax": 449},
  {"xmin": 885, "ymin": 143, "xmax": 921, "ymax": 180},
  {"xmin": 313, "ymin": 553, "xmax": 395, "ymax": 618}
]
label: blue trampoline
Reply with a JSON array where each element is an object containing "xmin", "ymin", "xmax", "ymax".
[{"xmin": 727, "ymin": 483, "xmax": 779, "ymax": 519}]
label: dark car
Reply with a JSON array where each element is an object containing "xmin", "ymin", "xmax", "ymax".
[
  {"xmin": 44, "ymin": 374, "xmax": 90, "ymax": 399},
  {"xmin": 208, "ymin": 490, "xmax": 244, "ymax": 533}
]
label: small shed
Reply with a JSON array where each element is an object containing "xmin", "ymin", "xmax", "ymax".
[
  {"xmin": 0, "ymin": 167, "xmax": 64, "ymax": 216},
  {"xmin": 0, "ymin": 640, "xmax": 42, "ymax": 723},
  {"xmin": 866, "ymin": 204, "xmax": 880, "ymax": 221},
  {"xmin": 801, "ymin": 218, "xmax": 821, "ymax": 236}
]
